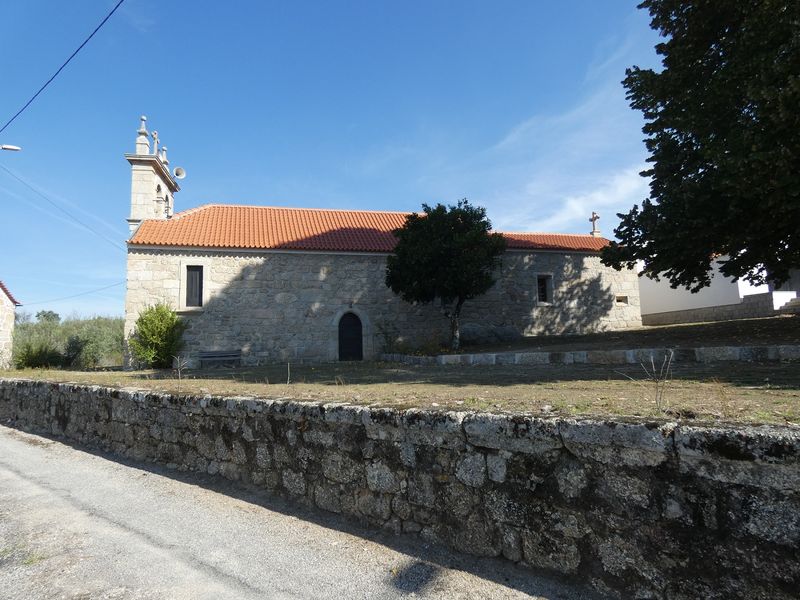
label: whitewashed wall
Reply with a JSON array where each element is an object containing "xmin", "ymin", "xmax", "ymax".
[
  {"xmin": 0, "ymin": 293, "xmax": 15, "ymax": 369},
  {"xmin": 639, "ymin": 258, "xmax": 770, "ymax": 316}
]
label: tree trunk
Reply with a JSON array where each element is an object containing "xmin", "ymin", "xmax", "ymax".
[
  {"xmin": 450, "ymin": 314, "xmax": 460, "ymax": 351},
  {"xmin": 448, "ymin": 298, "xmax": 465, "ymax": 351}
]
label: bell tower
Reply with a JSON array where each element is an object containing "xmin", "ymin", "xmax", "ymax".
[{"xmin": 124, "ymin": 116, "xmax": 182, "ymax": 234}]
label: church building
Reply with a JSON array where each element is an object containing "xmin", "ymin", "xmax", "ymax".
[{"xmin": 123, "ymin": 117, "xmax": 642, "ymax": 366}]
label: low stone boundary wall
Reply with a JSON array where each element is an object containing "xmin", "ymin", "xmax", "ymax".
[
  {"xmin": 382, "ymin": 344, "xmax": 800, "ymax": 366},
  {"xmin": 1, "ymin": 379, "xmax": 798, "ymax": 599}
]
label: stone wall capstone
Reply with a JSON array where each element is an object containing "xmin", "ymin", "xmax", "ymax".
[
  {"xmin": 125, "ymin": 248, "xmax": 641, "ymax": 366},
  {"xmin": 1, "ymin": 378, "xmax": 797, "ymax": 599}
]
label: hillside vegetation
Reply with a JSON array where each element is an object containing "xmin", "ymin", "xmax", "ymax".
[{"xmin": 12, "ymin": 312, "xmax": 124, "ymax": 369}]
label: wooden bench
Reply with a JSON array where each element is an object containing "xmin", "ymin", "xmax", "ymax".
[{"xmin": 198, "ymin": 350, "xmax": 242, "ymax": 369}]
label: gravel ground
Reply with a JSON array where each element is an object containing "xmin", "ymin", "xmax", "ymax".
[{"xmin": 0, "ymin": 426, "xmax": 601, "ymax": 600}]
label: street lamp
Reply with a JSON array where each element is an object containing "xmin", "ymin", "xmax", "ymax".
[{"xmin": 1, "ymin": 145, "xmax": 21, "ymax": 151}]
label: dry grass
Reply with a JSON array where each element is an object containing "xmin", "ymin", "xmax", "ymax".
[{"xmin": 4, "ymin": 360, "xmax": 799, "ymax": 426}]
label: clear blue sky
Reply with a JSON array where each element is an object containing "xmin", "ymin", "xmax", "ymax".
[{"xmin": 0, "ymin": 1, "xmax": 660, "ymax": 317}]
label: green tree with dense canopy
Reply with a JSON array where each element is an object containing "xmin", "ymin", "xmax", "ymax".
[
  {"xmin": 128, "ymin": 304, "xmax": 187, "ymax": 369},
  {"xmin": 385, "ymin": 200, "xmax": 507, "ymax": 351},
  {"xmin": 35, "ymin": 310, "xmax": 60, "ymax": 324},
  {"xmin": 602, "ymin": 0, "xmax": 800, "ymax": 290}
]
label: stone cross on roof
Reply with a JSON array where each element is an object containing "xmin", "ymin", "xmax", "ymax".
[{"xmin": 590, "ymin": 211, "xmax": 601, "ymax": 237}]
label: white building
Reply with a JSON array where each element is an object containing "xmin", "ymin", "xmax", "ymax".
[
  {"xmin": 639, "ymin": 260, "xmax": 797, "ymax": 325},
  {"xmin": 0, "ymin": 281, "xmax": 20, "ymax": 369}
]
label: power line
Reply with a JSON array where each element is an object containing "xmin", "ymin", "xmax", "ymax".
[
  {"xmin": 0, "ymin": 0, "xmax": 126, "ymax": 135},
  {"xmin": 0, "ymin": 163, "xmax": 127, "ymax": 253},
  {"xmin": 0, "ymin": 164, "xmax": 125, "ymax": 240},
  {"xmin": 21, "ymin": 281, "xmax": 125, "ymax": 307},
  {"xmin": 0, "ymin": 183, "xmax": 90, "ymax": 231}
]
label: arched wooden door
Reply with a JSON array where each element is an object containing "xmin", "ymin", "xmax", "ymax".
[{"xmin": 338, "ymin": 312, "xmax": 363, "ymax": 361}]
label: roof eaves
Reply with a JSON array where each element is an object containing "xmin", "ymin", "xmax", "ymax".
[{"xmin": 0, "ymin": 281, "xmax": 21, "ymax": 306}]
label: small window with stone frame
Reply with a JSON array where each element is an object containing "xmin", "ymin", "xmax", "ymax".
[
  {"xmin": 536, "ymin": 274, "xmax": 553, "ymax": 304},
  {"xmin": 186, "ymin": 266, "xmax": 203, "ymax": 308}
]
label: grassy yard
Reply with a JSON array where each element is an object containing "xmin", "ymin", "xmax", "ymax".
[{"xmin": 4, "ymin": 359, "xmax": 799, "ymax": 426}]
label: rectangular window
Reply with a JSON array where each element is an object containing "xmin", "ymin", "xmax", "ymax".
[
  {"xmin": 536, "ymin": 275, "xmax": 553, "ymax": 304},
  {"xmin": 615, "ymin": 295, "xmax": 629, "ymax": 305},
  {"xmin": 186, "ymin": 266, "xmax": 203, "ymax": 307}
]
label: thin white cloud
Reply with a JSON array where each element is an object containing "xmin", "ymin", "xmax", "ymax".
[
  {"xmin": 490, "ymin": 89, "xmax": 611, "ymax": 154},
  {"xmin": 346, "ymin": 17, "xmax": 656, "ymax": 237},
  {"xmin": 444, "ymin": 26, "xmax": 653, "ymax": 235},
  {"xmin": 120, "ymin": 2, "xmax": 156, "ymax": 34},
  {"xmin": 464, "ymin": 78, "xmax": 650, "ymax": 234},
  {"xmin": 528, "ymin": 166, "xmax": 648, "ymax": 234}
]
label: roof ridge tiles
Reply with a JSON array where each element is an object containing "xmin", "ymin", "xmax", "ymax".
[
  {"xmin": 171, "ymin": 203, "xmax": 216, "ymax": 219},
  {"xmin": 503, "ymin": 231, "xmax": 599, "ymax": 237},
  {"xmin": 176, "ymin": 203, "xmax": 412, "ymax": 216}
]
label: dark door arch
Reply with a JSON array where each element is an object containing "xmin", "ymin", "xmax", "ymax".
[{"xmin": 338, "ymin": 312, "xmax": 363, "ymax": 361}]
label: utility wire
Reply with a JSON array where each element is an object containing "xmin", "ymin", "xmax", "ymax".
[
  {"xmin": 21, "ymin": 281, "xmax": 125, "ymax": 307},
  {"xmin": 0, "ymin": 163, "xmax": 127, "ymax": 253},
  {"xmin": 0, "ymin": 0, "xmax": 126, "ymax": 135},
  {"xmin": 0, "ymin": 163, "xmax": 124, "ymax": 240}
]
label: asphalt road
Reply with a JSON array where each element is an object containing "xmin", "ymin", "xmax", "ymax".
[{"xmin": 0, "ymin": 425, "xmax": 600, "ymax": 599}]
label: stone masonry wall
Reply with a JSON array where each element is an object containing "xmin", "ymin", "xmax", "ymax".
[
  {"xmin": 1, "ymin": 379, "xmax": 797, "ymax": 599},
  {"xmin": 125, "ymin": 248, "xmax": 641, "ymax": 365},
  {"xmin": 642, "ymin": 292, "xmax": 777, "ymax": 326},
  {"xmin": 0, "ymin": 293, "xmax": 15, "ymax": 369}
]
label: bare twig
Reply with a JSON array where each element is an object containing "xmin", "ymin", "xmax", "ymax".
[
  {"xmin": 613, "ymin": 370, "xmax": 638, "ymax": 382},
  {"xmin": 639, "ymin": 350, "xmax": 674, "ymax": 413},
  {"xmin": 172, "ymin": 354, "xmax": 189, "ymax": 394}
]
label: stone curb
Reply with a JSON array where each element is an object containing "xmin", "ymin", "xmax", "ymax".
[{"xmin": 381, "ymin": 344, "xmax": 800, "ymax": 367}]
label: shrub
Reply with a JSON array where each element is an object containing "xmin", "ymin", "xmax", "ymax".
[
  {"xmin": 13, "ymin": 342, "xmax": 64, "ymax": 369},
  {"xmin": 128, "ymin": 304, "xmax": 187, "ymax": 369},
  {"xmin": 62, "ymin": 318, "xmax": 122, "ymax": 368},
  {"xmin": 63, "ymin": 335, "xmax": 86, "ymax": 366},
  {"xmin": 63, "ymin": 334, "xmax": 103, "ymax": 368}
]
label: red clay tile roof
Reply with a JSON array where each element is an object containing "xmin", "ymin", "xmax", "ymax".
[
  {"xmin": 128, "ymin": 204, "xmax": 609, "ymax": 253},
  {"xmin": 500, "ymin": 232, "xmax": 608, "ymax": 252},
  {"xmin": 0, "ymin": 280, "xmax": 20, "ymax": 306}
]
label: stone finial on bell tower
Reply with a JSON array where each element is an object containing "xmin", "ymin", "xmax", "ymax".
[
  {"xmin": 124, "ymin": 115, "xmax": 181, "ymax": 235},
  {"xmin": 135, "ymin": 116, "xmax": 150, "ymax": 154}
]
